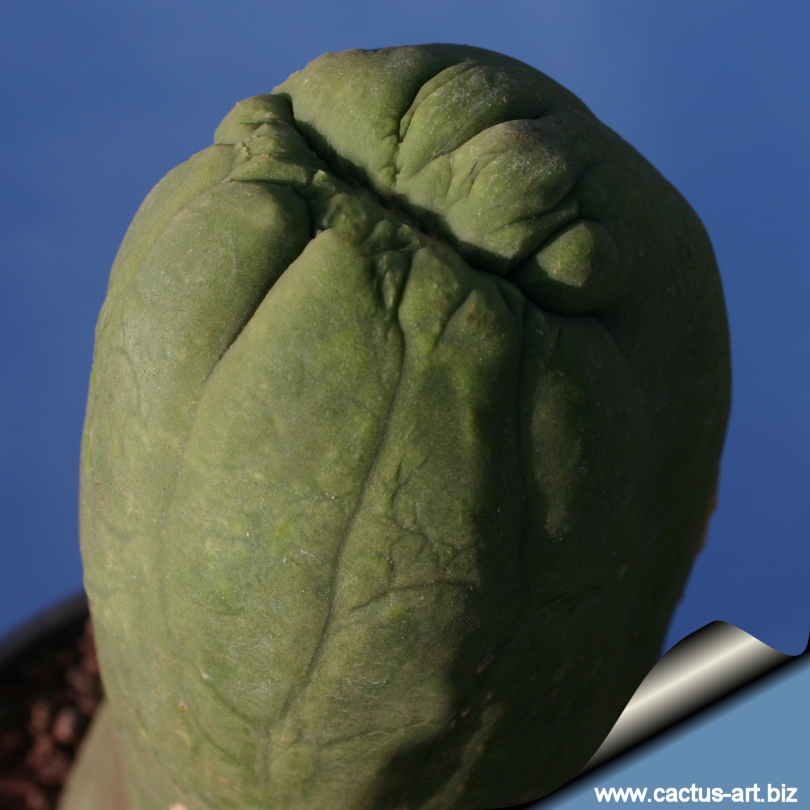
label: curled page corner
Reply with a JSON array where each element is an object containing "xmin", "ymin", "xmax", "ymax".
[{"xmin": 580, "ymin": 621, "xmax": 798, "ymax": 774}]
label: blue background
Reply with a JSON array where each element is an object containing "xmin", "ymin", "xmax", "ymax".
[{"xmin": 1, "ymin": 2, "xmax": 808, "ymax": 658}]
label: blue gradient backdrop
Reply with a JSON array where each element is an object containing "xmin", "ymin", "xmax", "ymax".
[{"xmin": 2, "ymin": 1, "xmax": 808, "ymax": 663}]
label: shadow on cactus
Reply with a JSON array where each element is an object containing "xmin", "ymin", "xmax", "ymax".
[{"xmin": 61, "ymin": 45, "xmax": 731, "ymax": 810}]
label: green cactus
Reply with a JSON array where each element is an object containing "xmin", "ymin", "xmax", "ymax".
[{"xmin": 63, "ymin": 45, "xmax": 730, "ymax": 810}]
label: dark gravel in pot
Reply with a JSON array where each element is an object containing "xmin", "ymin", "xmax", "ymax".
[{"xmin": 0, "ymin": 596, "xmax": 102, "ymax": 810}]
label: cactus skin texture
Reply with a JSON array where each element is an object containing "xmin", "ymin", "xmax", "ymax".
[{"xmin": 65, "ymin": 45, "xmax": 730, "ymax": 810}]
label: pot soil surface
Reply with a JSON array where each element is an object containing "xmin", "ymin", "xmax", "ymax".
[{"xmin": 0, "ymin": 604, "xmax": 102, "ymax": 810}]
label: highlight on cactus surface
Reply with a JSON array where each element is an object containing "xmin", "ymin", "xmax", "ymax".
[{"xmin": 62, "ymin": 44, "xmax": 731, "ymax": 810}]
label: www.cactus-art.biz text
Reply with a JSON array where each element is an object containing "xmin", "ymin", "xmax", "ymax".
[{"xmin": 594, "ymin": 784, "xmax": 798, "ymax": 803}]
